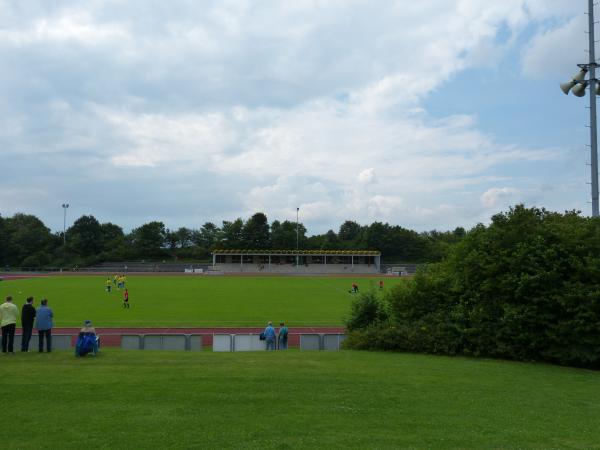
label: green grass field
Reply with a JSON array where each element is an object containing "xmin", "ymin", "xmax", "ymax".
[
  {"xmin": 0, "ymin": 275, "xmax": 400, "ymax": 327},
  {"xmin": 1, "ymin": 350, "xmax": 599, "ymax": 449}
]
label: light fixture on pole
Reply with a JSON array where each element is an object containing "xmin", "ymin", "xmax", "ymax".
[
  {"xmin": 62, "ymin": 203, "xmax": 69, "ymax": 245},
  {"xmin": 560, "ymin": 0, "xmax": 599, "ymax": 217},
  {"xmin": 296, "ymin": 207, "xmax": 299, "ymax": 268}
]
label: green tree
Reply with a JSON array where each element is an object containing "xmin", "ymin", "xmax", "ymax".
[
  {"xmin": 101, "ymin": 222, "xmax": 124, "ymax": 244},
  {"xmin": 0, "ymin": 214, "xmax": 7, "ymax": 265},
  {"xmin": 271, "ymin": 220, "xmax": 307, "ymax": 249},
  {"xmin": 175, "ymin": 227, "xmax": 193, "ymax": 249},
  {"xmin": 130, "ymin": 221, "xmax": 167, "ymax": 257},
  {"xmin": 194, "ymin": 222, "xmax": 220, "ymax": 250},
  {"xmin": 3, "ymin": 213, "xmax": 55, "ymax": 266},
  {"xmin": 66, "ymin": 215, "xmax": 103, "ymax": 257},
  {"xmin": 220, "ymin": 219, "xmax": 244, "ymax": 249},
  {"xmin": 242, "ymin": 213, "xmax": 270, "ymax": 249},
  {"xmin": 99, "ymin": 222, "xmax": 129, "ymax": 260},
  {"xmin": 339, "ymin": 220, "xmax": 362, "ymax": 242}
]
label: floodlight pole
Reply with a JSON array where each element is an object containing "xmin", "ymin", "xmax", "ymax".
[
  {"xmin": 62, "ymin": 203, "xmax": 69, "ymax": 245},
  {"xmin": 296, "ymin": 207, "xmax": 299, "ymax": 268},
  {"xmin": 588, "ymin": 0, "xmax": 599, "ymax": 217}
]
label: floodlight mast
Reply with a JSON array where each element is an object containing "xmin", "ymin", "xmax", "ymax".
[
  {"xmin": 296, "ymin": 207, "xmax": 299, "ymax": 269},
  {"xmin": 560, "ymin": 0, "xmax": 599, "ymax": 217},
  {"xmin": 588, "ymin": 0, "xmax": 599, "ymax": 217},
  {"xmin": 62, "ymin": 203, "xmax": 69, "ymax": 245}
]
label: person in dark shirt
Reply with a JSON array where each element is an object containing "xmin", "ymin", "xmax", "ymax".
[{"xmin": 21, "ymin": 297, "xmax": 36, "ymax": 352}]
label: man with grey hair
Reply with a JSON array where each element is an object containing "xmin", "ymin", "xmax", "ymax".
[
  {"xmin": 0, "ymin": 296, "xmax": 19, "ymax": 354},
  {"xmin": 263, "ymin": 321, "xmax": 276, "ymax": 351}
]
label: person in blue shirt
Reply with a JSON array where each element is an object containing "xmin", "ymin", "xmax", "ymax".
[
  {"xmin": 263, "ymin": 321, "xmax": 276, "ymax": 351},
  {"xmin": 278, "ymin": 322, "xmax": 289, "ymax": 350},
  {"xmin": 36, "ymin": 298, "xmax": 54, "ymax": 353}
]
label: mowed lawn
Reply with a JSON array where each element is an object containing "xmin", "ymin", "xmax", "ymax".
[
  {"xmin": 1, "ymin": 350, "xmax": 599, "ymax": 449},
  {"xmin": 0, "ymin": 275, "xmax": 399, "ymax": 327}
]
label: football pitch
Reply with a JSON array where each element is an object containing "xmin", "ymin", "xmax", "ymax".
[{"xmin": 0, "ymin": 275, "xmax": 400, "ymax": 327}]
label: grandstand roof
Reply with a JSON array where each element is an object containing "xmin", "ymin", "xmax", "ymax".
[{"xmin": 212, "ymin": 249, "xmax": 380, "ymax": 256}]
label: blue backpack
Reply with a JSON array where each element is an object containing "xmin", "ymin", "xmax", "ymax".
[{"xmin": 76, "ymin": 333, "xmax": 98, "ymax": 357}]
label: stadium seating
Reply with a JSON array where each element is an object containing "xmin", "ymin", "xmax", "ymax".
[
  {"xmin": 121, "ymin": 335, "xmax": 143, "ymax": 350},
  {"xmin": 213, "ymin": 334, "xmax": 233, "ymax": 352},
  {"xmin": 299, "ymin": 334, "xmax": 322, "ymax": 350},
  {"xmin": 120, "ymin": 334, "xmax": 203, "ymax": 351},
  {"xmin": 81, "ymin": 261, "xmax": 210, "ymax": 273},
  {"xmin": 323, "ymin": 334, "xmax": 346, "ymax": 351},
  {"xmin": 210, "ymin": 333, "xmax": 346, "ymax": 351},
  {"xmin": 13, "ymin": 334, "xmax": 73, "ymax": 350},
  {"xmin": 214, "ymin": 263, "xmax": 379, "ymax": 274},
  {"xmin": 232, "ymin": 334, "xmax": 267, "ymax": 351}
]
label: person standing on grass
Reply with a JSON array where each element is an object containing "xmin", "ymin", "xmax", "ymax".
[
  {"xmin": 278, "ymin": 322, "xmax": 289, "ymax": 350},
  {"xmin": 21, "ymin": 297, "xmax": 36, "ymax": 352},
  {"xmin": 264, "ymin": 321, "xmax": 276, "ymax": 351},
  {"xmin": 123, "ymin": 289, "xmax": 129, "ymax": 309},
  {"xmin": 36, "ymin": 299, "xmax": 53, "ymax": 353},
  {"xmin": 0, "ymin": 296, "xmax": 19, "ymax": 354}
]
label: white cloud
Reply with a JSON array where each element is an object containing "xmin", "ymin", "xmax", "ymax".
[
  {"xmin": 481, "ymin": 187, "xmax": 521, "ymax": 208},
  {"xmin": 0, "ymin": 9, "xmax": 128, "ymax": 46},
  {"xmin": 357, "ymin": 168, "xmax": 376, "ymax": 184},
  {"xmin": 0, "ymin": 1, "xmax": 587, "ymax": 232},
  {"xmin": 521, "ymin": 15, "xmax": 585, "ymax": 79}
]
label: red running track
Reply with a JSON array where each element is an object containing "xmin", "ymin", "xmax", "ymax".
[{"xmin": 15, "ymin": 327, "xmax": 346, "ymax": 347}]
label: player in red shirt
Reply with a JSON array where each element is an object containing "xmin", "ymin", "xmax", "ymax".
[{"xmin": 123, "ymin": 289, "xmax": 129, "ymax": 309}]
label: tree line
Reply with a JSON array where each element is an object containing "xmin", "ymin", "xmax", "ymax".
[{"xmin": 0, "ymin": 212, "xmax": 466, "ymax": 268}]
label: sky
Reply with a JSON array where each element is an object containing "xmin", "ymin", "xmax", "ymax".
[{"xmin": 0, "ymin": 0, "xmax": 595, "ymax": 234}]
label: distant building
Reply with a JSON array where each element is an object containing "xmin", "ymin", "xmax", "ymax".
[{"xmin": 211, "ymin": 249, "xmax": 381, "ymax": 274}]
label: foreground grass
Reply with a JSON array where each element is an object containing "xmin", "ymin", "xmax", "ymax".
[
  {"xmin": 1, "ymin": 350, "xmax": 599, "ymax": 449},
  {"xmin": 0, "ymin": 275, "xmax": 399, "ymax": 327}
]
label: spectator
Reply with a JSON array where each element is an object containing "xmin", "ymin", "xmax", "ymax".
[
  {"xmin": 263, "ymin": 321, "xmax": 276, "ymax": 351},
  {"xmin": 36, "ymin": 298, "xmax": 53, "ymax": 353},
  {"xmin": 0, "ymin": 296, "xmax": 19, "ymax": 354},
  {"xmin": 278, "ymin": 322, "xmax": 289, "ymax": 350},
  {"xmin": 80, "ymin": 320, "xmax": 96, "ymax": 335},
  {"xmin": 21, "ymin": 297, "xmax": 36, "ymax": 352},
  {"xmin": 75, "ymin": 320, "xmax": 99, "ymax": 357}
]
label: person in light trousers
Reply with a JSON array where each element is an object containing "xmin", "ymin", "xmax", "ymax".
[{"xmin": 1, "ymin": 296, "xmax": 19, "ymax": 354}]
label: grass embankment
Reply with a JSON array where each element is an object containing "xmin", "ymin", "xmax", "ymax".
[
  {"xmin": 1, "ymin": 350, "xmax": 599, "ymax": 449},
  {"xmin": 0, "ymin": 276, "xmax": 398, "ymax": 327}
]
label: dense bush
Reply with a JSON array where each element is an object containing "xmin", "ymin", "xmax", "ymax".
[
  {"xmin": 346, "ymin": 290, "xmax": 388, "ymax": 331},
  {"xmin": 345, "ymin": 205, "xmax": 600, "ymax": 369}
]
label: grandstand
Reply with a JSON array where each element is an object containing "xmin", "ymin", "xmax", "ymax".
[
  {"xmin": 211, "ymin": 249, "xmax": 381, "ymax": 274},
  {"xmin": 79, "ymin": 261, "xmax": 210, "ymax": 273}
]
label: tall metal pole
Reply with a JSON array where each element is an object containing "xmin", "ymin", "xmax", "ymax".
[
  {"xmin": 588, "ymin": 0, "xmax": 599, "ymax": 216},
  {"xmin": 62, "ymin": 203, "xmax": 69, "ymax": 245},
  {"xmin": 296, "ymin": 207, "xmax": 299, "ymax": 268}
]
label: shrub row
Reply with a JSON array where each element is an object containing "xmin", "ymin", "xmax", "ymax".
[{"xmin": 344, "ymin": 205, "xmax": 600, "ymax": 369}]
